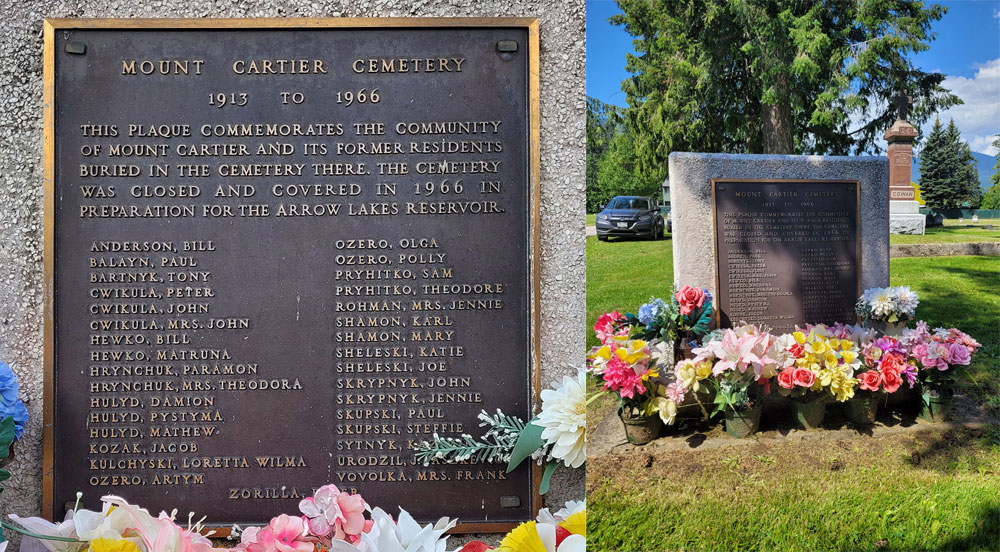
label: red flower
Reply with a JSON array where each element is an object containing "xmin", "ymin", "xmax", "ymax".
[
  {"xmin": 778, "ymin": 369, "xmax": 796, "ymax": 389},
  {"xmin": 792, "ymin": 368, "xmax": 815, "ymax": 388},
  {"xmin": 859, "ymin": 370, "xmax": 883, "ymax": 392},
  {"xmin": 675, "ymin": 286, "xmax": 706, "ymax": 316},
  {"xmin": 882, "ymin": 368, "xmax": 903, "ymax": 394},
  {"xmin": 788, "ymin": 343, "xmax": 805, "ymax": 357}
]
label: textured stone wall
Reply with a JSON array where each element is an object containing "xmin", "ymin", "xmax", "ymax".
[{"xmin": 0, "ymin": 0, "xmax": 584, "ymax": 545}]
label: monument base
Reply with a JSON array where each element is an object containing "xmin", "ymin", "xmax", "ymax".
[{"xmin": 889, "ymin": 200, "xmax": 925, "ymax": 234}]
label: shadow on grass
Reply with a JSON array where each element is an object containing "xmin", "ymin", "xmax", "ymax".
[{"xmin": 897, "ymin": 504, "xmax": 1000, "ymax": 552}]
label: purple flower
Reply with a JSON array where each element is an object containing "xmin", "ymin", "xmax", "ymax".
[{"xmin": 947, "ymin": 343, "xmax": 972, "ymax": 366}]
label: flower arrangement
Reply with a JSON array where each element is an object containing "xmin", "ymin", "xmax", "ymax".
[
  {"xmin": 901, "ymin": 321, "xmax": 981, "ymax": 392},
  {"xmin": 621, "ymin": 286, "xmax": 713, "ymax": 343},
  {"xmin": 413, "ymin": 370, "xmax": 585, "ymax": 495},
  {"xmin": 856, "ymin": 286, "xmax": 919, "ymax": 325},
  {"xmin": 5, "ymin": 494, "xmax": 221, "ymax": 552},
  {"xmin": 492, "ymin": 501, "xmax": 585, "ymax": 552},
  {"xmin": 3, "ymin": 491, "xmax": 584, "ymax": 552},
  {"xmin": 856, "ymin": 336, "xmax": 918, "ymax": 395},
  {"xmin": 683, "ymin": 325, "xmax": 780, "ymax": 412},
  {"xmin": 774, "ymin": 327, "xmax": 861, "ymax": 403},
  {"xmin": 586, "ymin": 337, "xmax": 658, "ymax": 416}
]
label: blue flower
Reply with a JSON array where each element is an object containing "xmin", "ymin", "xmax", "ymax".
[
  {"xmin": 638, "ymin": 298, "xmax": 667, "ymax": 327},
  {"xmin": 703, "ymin": 289, "xmax": 713, "ymax": 305},
  {"xmin": 0, "ymin": 361, "xmax": 27, "ymax": 439},
  {"xmin": 0, "ymin": 361, "xmax": 19, "ymax": 407}
]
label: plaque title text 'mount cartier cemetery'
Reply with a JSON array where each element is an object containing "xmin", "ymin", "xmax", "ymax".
[
  {"xmin": 713, "ymin": 180, "xmax": 861, "ymax": 333},
  {"xmin": 43, "ymin": 19, "xmax": 541, "ymax": 531}
]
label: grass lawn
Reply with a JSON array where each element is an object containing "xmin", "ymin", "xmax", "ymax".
[
  {"xmin": 586, "ymin": 237, "xmax": 1000, "ymax": 551},
  {"xmin": 890, "ymin": 224, "xmax": 1000, "ymax": 244},
  {"xmin": 586, "ymin": 236, "xmax": 673, "ymax": 349}
]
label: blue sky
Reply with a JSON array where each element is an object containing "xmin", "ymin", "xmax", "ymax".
[{"xmin": 587, "ymin": 0, "xmax": 1000, "ymax": 154}]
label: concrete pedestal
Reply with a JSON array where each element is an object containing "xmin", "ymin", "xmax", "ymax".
[{"xmin": 889, "ymin": 200, "xmax": 925, "ymax": 234}]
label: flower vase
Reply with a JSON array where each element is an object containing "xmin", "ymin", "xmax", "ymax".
[
  {"xmin": 724, "ymin": 405, "xmax": 761, "ymax": 438},
  {"xmin": 619, "ymin": 410, "xmax": 663, "ymax": 445},
  {"xmin": 793, "ymin": 398, "xmax": 826, "ymax": 429},
  {"xmin": 845, "ymin": 396, "xmax": 879, "ymax": 425},
  {"xmin": 919, "ymin": 387, "xmax": 954, "ymax": 421},
  {"xmin": 673, "ymin": 330, "xmax": 698, "ymax": 363},
  {"xmin": 866, "ymin": 320, "xmax": 907, "ymax": 337}
]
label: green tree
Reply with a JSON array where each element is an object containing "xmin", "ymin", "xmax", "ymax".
[
  {"xmin": 945, "ymin": 120, "xmax": 982, "ymax": 208},
  {"xmin": 919, "ymin": 118, "xmax": 982, "ymax": 210},
  {"xmin": 587, "ymin": 97, "xmax": 624, "ymax": 212},
  {"xmin": 587, "ymin": 96, "xmax": 666, "ymax": 211},
  {"xmin": 611, "ymin": 0, "xmax": 960, "ymax": 175},
  {"xmin": 981, "ymin": 138, "xmax": 1000, "ymax": 210}
]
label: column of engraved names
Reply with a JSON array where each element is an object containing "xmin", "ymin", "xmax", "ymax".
[
  {"xmin": 800, "ymin": 210, "xmax": 855, "ymax": 323},
  {"xmin": 332, "ymin": 117, "xmax": 508, "ymax": 486},
  {"xmin": 78, "ymin": 118, "xmax": 296, "ymax": 492},
  {"xmin": 86, "ymin": 237, "xmax": 232, "ymax": 489}
]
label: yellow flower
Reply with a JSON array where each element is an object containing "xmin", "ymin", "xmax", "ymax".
[
  {"xmin": 560, "ymin": 510, "xmax": 587, "ymax": 536},
  {"xmin": 840, "ymin": 350, "xmax": 858, "ymax": 365},
  {"xmin": 497, "ymin": 521, "xmax": 547, "ymax": 552},
  {"xmin": 695, "ymin": 360, "xmax": 713, "ymax": 381},
  {"xmin": 793, "ymin": 331, "xmax": 807, "ymax": 344},
  {"xmin": 615, "ymin": 339, "xmax": 649, "ymax": 365},
  {"xmin": 676, "ymin": 360, "xmax": 699, "ymax": 391},
  {"xmin": 589, "ymin": 346, "xmax": 611, "ymax": 362},
  {"xmin": 824, "ymin": 352, "xmax": 840, "ymax": 370},
  {"xmin": 88, "ymin": 539, "xmax": 141, "ymax": 552},
  {"xmin": 829, "ymin": 338, "xmax": 842, "ymax": 351},
  {"xmin": 806, "ymin": 338, "xmax": 828, "ymax": 355},
  {"xmin": 840, "ymin": 339, "xmax": 854, "ymax": 352}
]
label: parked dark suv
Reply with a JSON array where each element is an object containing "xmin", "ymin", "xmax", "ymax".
[{"xmin": 595, "ymin": 196, "xmax": 665, "ymax": 241}]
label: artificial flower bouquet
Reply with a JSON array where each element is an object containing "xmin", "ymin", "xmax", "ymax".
[
  {"xmin": 856, "ymin": 335, "xmax": 918, "ymax": 397},
  {"xmin": 856, "ymin": 286, "xmax": 919, "ymax": 326},
  {"xmin": 621, "ymin": 286, "xmax": 713, "ymax": 344},
  {"xmin": 586, "ymin": 336, "xmax": 659, "ymax": 418},
  {"xmin": 774, "ymin": 327, "xmax": 862, "ymax": 404},
  {"xmin": 901, "ymin": 321, "xmax": 981, "ymax": 415},
  {"xmin": 2, "ymin": 487, "xmax": 587, "ymax": 552},
  {"xmin": 689, "ymin": 325, "xmax": 779, "ymax": 415},
  {"xmin": 486, "ymin": 501, "xmax": 586, "ymax": 552}
]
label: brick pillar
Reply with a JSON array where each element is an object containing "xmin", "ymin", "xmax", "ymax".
[{"xmin": 884, "ymin": 120, "xmax": 918, "ymax": 201}]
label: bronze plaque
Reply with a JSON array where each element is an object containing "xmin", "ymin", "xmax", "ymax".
[
  {"xmin": 713, "ymin": 180, "xmax": 860, "ymax": 333},
  {"xmin": 43, "ymin": 19, "xmax": 540, "ymax": 532}
]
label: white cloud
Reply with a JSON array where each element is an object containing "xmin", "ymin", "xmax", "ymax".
[{"xmin": 923, "ymin": 58, "xmax": 1000, "ymax": 155}]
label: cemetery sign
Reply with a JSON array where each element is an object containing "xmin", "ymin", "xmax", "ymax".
[{"xmin": 42, "ymin": 18, "xmax": 541, "ymax": 532}]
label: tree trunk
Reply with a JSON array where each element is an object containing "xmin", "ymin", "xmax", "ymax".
[{"xmin": 762, "ymin": 73, "xmax": 794, "ymax": 154}]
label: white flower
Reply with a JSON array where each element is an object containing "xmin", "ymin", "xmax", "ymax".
[
  {"xmin": 536, "ymin": 501, "xmax": 586, "ymax": 525},
  {"xmin": 533, "ymin": 370, "xmax": 586, "ymax": 469},
  {"xmin": 869, "ymin": 289, "xmax": 896, "ymax": 318},
  {"xmin": 893, "ymin": 286, "xmax": 919, "ymax": 316},
  {"xmin": 337, "ymin": 507, "xmax": 454, "ymax": 552}
]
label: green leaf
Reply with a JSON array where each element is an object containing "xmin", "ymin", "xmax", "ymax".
[
  {"xmin": 0, "ymin": 468, "xmax": 9, "ymax": 484},
  {"xmin": 539, "ymin": 460, "xmax": 559, "ymax": 495},
  {"xmin": 0, "ymin": 416, "xmax": 13, "ymax": 462},
  {"xmin": 506, "ymin": 417, "xmax": 544, "ymax": 473}
]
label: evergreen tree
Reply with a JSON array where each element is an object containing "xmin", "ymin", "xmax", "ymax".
[
  {"xmin": 611, "ymin": 0, "xmax": 960, "ymax": 175},
  {"xmin": 919, "ymin": 118, "xmax": 982, "ymax": 210},
  {"xmin": 946, "ymin": 119, "xmax": 983, "ymax": 208},
  {"xmin": 982, "ymin": 138, "xmax": 1000, "ymax": 210}
]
